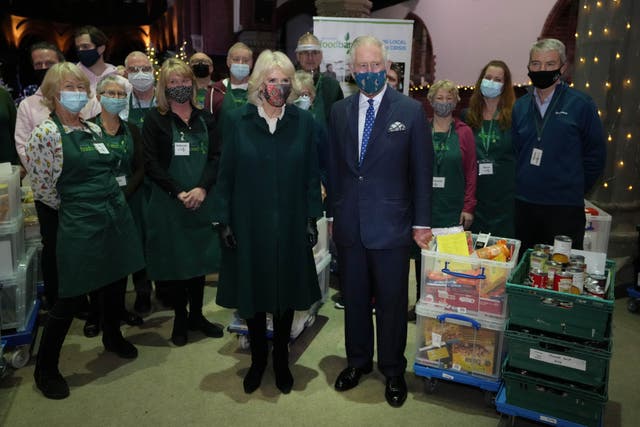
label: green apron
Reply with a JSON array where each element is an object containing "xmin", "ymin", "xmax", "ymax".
[
  {"xmin": 145, "ymin": 116, "xmax": 220, "ymax": 280},
  {"xmin": 217, "ymin": 80, "xmax": 247, "ymax": 133},
  {"xmin": 127, "ymin": 94, "xmax": 155, "ymax": 130},
  {"xmin": 98, "ymin": 117, "xmax": 146, "ymax": 245},
  {"xmin": 431, "ymin": 123, "xmax": 465, "ymax": 228},
  {"xmin": 310, "ymin": 75, "xmax": 327, "ymax": 126},
  {"xmin": 54, "ymin": 115, "xmax": 144, "ymax": 297},
  {"xmin": 196, "ymin": 87, "xmax": 208, "ymax": 109},
  {"xmin": 471, "ymin": 118, "xmax": 515, "ymax": 237}
]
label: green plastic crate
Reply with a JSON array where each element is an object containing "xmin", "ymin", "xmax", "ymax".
[
  {"xmin": 505, "ymin": 322, "xmax": 611, "ymax": 387},
  {"xmin": 503, "ymin": 362, "xmax": 606, "ymax": 427},
  {"xmin": 507, "ymin": 249, "xmax": 615, "ymax": 341}
]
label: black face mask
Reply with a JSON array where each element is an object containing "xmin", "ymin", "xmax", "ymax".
[
  {"xmin": 191, "ymin": 63, "xmax": 210, "ymax": 78},
  {"xmin": 33, "ymin": 68, "xmax": 48, "ymax": 86},
  {"xmin": 528, "ymin": 68, "xmax": 562, "ymax": 89}
]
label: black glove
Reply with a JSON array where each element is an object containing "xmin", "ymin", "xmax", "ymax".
[
  {"xmin": 306, "ymin": 218, "xmax": 318, "ymax": 247},
  {"xmin": 216, "ymin": 223, "xmax": 237, "ymax": 249}
]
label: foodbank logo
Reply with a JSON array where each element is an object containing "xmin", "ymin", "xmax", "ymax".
[{"xmin": 321, "ymin": 32, "xmax": 352, "ymax": 51}]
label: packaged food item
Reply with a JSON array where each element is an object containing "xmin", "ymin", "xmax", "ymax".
[
  {"xmin": 529, "ymin": 268, "xmax": 547, "ymax": 288},
  {"xmin": 0, "ymin": 183, "xmax": 8, "ymax": 222},
  {"xmin": 553, "ymin": 271, "xmax": 573, "ymax": 293},
  {"xmin": 567, "ymin": 266, "xmax": 585, "ymax": 294},
  {"xmin": 475, "ymin": 239, "xmax": 510, "ymax": 261},
  {"xmin": 545, "ymin": 260, "xmax": 562, "ymax": 288},
  {"xmin": 529, "ymin": 250, "xmax": 548, "ymax": 272}
]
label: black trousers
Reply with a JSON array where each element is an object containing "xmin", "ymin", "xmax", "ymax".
[
  {"xmin": 34, "ymin": 201, "xmax": 59, "ymax": 305},
  {"xmin": 337, "ymin": 242, "xmax": 409, "ymax": 378},
  {"xmin": 515, "ymin": 199, "xmax": 586, "ymax": 253}
]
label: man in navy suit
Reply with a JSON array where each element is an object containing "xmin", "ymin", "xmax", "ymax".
[{"xmin": 327, "ymin": 35, "xmax": 433, "ymax": 407}]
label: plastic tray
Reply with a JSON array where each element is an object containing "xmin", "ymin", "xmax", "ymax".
[
  {"xmin": 505, "ymin": 322, "xmax": 611, "ymax": 387},
  {"xmin": 0, "ymin": 246, "xmax": 37, "ymax": 332},
  {"xmin": 507, "ymin": 249, "xmax": 615, "ymax": 341}
]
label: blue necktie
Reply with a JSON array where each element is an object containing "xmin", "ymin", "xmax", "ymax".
[{"xmin": 359, "ymin": 99, "xmax": 375, "ymax": 166}]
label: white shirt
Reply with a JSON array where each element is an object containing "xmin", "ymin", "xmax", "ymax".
[
  {"xmin": 257, "ymin": 104, "xmax": 285, "ymax": 134},
  {"xmin": 222, "ymin": 78, "xmax": 249, "ymax": 91},
  {"xmin": 357, "ymin": 85, "xmax": 387, "ymax": 158}
]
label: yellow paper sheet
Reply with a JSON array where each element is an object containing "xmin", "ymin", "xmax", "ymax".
[{"xmin": 436, "ymin": 232, "xmax": 470, "ymax": 256}]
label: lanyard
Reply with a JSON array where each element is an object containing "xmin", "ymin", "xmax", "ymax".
[
  {"xmin": 478, "ymin": 109, "xmax": 499, "ymax": 156},
  {"xmin": 532, "ymin": 87, "xmax": 563, "ymax": 145}
]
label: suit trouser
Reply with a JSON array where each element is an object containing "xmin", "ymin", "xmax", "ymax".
[
  {"xmin": 337, "ymin": 241, "xmax": 409, "ymax": 378},
  {"xmin": 514, "ymin": 199, "xmax": 585, "ymax": 255}
]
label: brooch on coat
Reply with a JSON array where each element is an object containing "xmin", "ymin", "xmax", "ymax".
[{"xmin": 388, "ymin": 121, "xmax": 406, "ymax": 132}]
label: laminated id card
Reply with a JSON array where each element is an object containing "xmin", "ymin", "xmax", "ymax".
[
  {"xmin": 116, "ymin": 175, "xmax": 127, "ymax": 187},
  {"xmin": 478, "ymin": 161, "xmax": 494, "ymax": 176},
  {"xmin": 530, "ymin": 148, "xmax": 543, "ymax": 166},
  {"xmin": 174, "ymin": 142, "xmax": 190, "ymax": 156},
  {"xmin": 432, "ymin": 177, "xmax": 445, "ymax": 188},
  {"xmin": 93, "ymin": 143, "xmax": 109, "ymax": 154}
]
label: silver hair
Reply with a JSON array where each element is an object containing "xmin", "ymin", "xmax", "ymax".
[
  {"xmin": 96, "ymin": 73, "xmax": 128, "ymax": 94},
  {"xmin": 349, "ymin": 35, "xmax": 388, "ymax": 66},
  {"xmin": 530, "ymin": 38, "xmax": 567, "ymax": 64}
]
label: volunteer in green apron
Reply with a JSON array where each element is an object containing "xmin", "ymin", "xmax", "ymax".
[
  {"xmin": 212, "ymin": 50, "xmax": 322, "ymax": 395},
  {"xmin": 123, "ymin": 51, "xmax": 165, "ymax": 313},
  {"xmin": 410, "ymin": 80, "xmax": 477, "ymax": 319},
  {"xmin": 27, "ymin": 63, "xmax": 144, "ymax": 400},
  {"xmin": 463, "ymin": 60, "xmax": 516, "ymax": 238},
  {"xmin": 189, "ymin": 52, "xmax": 214, "ymax": 109},
  {"xmin": 143, "ymin": 58, "xmax": 223, "ymax": 347},
  {"xmin": 208, "ymin": 42, "xmax": 253, "ymax": 141},
  {"xmin": 94, "ymin": 74, "xmax": 145, "ymax": 327}
]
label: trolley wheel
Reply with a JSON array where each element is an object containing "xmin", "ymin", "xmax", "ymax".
[
  {"xmin": 238, "ymin": 335, "xmax": 250, "ymax": 350},
  {"xmin": 10, "ymin": 347, "xmax": 30, "ymax": 369},
  {"xmin": 628, "ymin": 298, "xmax": 639, "ymax": 313},
  {"xmin": 423, "ymin": 377, "xmax": 438, "ymax": 394},
  {"xmin": 483, "ymin": 390, "xmax": 496, "ymax": 407}
]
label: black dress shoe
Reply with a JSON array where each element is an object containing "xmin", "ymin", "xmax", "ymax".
[
  {"xmin": 34, "ymin": 369, "xmax": 70, "ymax": 400},
  {"xmin": 243, "ymin": 364, "xmax": 266, "ymax": 394},
  {"xmin": 171, "ymin": 315, "xmax": 188, "ymax": 347},
  {"xmin": 334, "ymin": 364, "xmax": 373, "ymax": 391},
  {"xmin": 385, "ymin": 375, "xmax": 407, "ymax": 407},
  {"xmin": 83, "ymin": 318, "xmax": 100, "ymax": 338},
  {"xmin": 103, "ymin": 337, "xmax": 139, "ymax": 359},
  {"xmin": 188, "ymin": 315, "xmax": 224, "ymax": 338},
  {"xmin": 121, "ymin": 311, "xmax": 144, "ymax": 326}
]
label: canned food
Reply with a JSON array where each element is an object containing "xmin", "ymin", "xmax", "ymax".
[
  {"xmin": 534, "ymin": 244, "xmax": 553, "ymax": 254},
  {"xmin": 529, "ymin": 268, "xmax": 547, "ymax": 288},
  {"xmin": 530, "ymin": 250, "xmax": 548, "ymax": 272},
  {"xmin": 570, "ymin": 254, "xmax": 586, "ymax": 265},
  {"xmin": 554, "ymin": 271, "xmax": 573, "ymax": 293},
  {"xmin": 552, "ymin": 235, "xmax": 572, "ymax": 265},
  {"xmin": 585, "ymin": 277, "xmax": 606, "ymax": 298},
  {"xmin": 567, "ymin": 266, "xmax": 585, "ymax": 295},
  {"xmin": 569, "ymin": 261, "xmax": 587, "ymax": 272},
  {"xmin": 545, "ymin": 260, "xmax": 562, "ymax": 288}
]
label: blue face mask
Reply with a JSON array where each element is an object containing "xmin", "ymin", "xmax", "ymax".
[
  {"xmin": 354, "ymin": 70, "xmax": 387, "ymax": 95},
  {"xmin": 59, "ymin": 91, "xmax": 89, "ymax": 113},
  {"xmin": 293, "ymin": 95, "xmax": 312, "ymax": 110},
  {"xmin": 100, "ymin": 96, "xmax": 128, "ymax": 114},
  {"xmin": 480, "ymin": 79, "xmax": 503, "ymax": 99},
  {"xmin": 230, "ymin": 63, "xmax": 250, "ymax": 80}
]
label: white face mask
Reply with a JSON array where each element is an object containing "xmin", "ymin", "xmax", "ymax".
[
  {"xmin": 128, "ymin": 71, "xmax": 155, "ymax": 92},
  {"xmin": 293, "ymin": 95, "xmax": 312, "ymax": 110}
]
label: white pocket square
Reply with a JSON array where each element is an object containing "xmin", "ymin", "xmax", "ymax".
[{"xmin": 388, "ymin": 121, "xmax": 406, "ymax": 132}]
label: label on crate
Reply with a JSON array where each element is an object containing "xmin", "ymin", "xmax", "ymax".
[
  {"xmin": 539, "ymin": 415, "xmax": 559, "ymax": 424},
  {"xmin": 529, "ymin": 348, "xmax": 587, "ymax": 371}
]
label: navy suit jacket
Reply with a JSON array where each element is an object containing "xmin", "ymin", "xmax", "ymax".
[{"xmin": 327, "ymin": 87, "xmax": 433, "ymax": 249}]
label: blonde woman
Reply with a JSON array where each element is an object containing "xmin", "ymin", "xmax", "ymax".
[
  {"xmin": 212, "ymin": 50, "xmax": 322, "ymax": 395},
  {"xmin": 142, "ymin": 58, "xmax": 223, "ymax": 347},
  {"xmin": 27, "ymin": 62, "xmax": 144, "ymax": 399}
]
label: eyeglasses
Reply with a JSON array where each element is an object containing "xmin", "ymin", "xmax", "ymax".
[
  {"xmin": 100, "ymin": 90, "xmax": 127, "ymax": 98},
  {"xmin": 191, "ymin": 61, "xmax": 211, "ymax": 66},
  {"xmin": 127, "ymin": 66, "xmax": 153, "ymax": 73}
]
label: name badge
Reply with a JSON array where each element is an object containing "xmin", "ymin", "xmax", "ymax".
[
  {"xmin": 93, "ymin": 143, "xmax": 110, "ymax": 154},
  {"xmin": 530, "ymin": 148, "xmax": 543, "ymax": 166},
  {"xmin": 432, "ymin": 177, "xmax": 446, "ymax": 188},
  {"xmin": 116, "ymin": 175, "xmax": 127, "ymax": 187},
  {"xmin": 174, "ymin": 142, "xmax": 190, "ymax": 156},
  {"xmin": 478, "ymin": 161, "xmax": 494, "ymax": 176}
]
